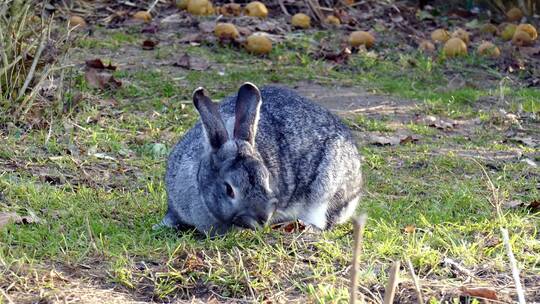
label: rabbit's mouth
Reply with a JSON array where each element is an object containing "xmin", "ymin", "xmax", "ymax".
[
  {"xmin": 232, "ymin": 211, "xmax": 274, "ymax": 230},
  {"xmin": 232, "ymin": 215, "xmax": 260, "ymax": 230}
]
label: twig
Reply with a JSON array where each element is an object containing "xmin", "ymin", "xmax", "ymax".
[
  {"xmin": 306, "ymin": 0, "xmax": 325, "ymax": 23},
  {"xmin": 147, "ymin": 0, "xmax": 160, "ymax": 13},
  {"xmin": 383, "ymin": 261, "xmax": 400, "ymax": 304},
  {"xmin": 442, "ymin": 257, "xmax": 474, "ymax": 279},
  {"xmin": 472, "ymin": 158, "xmax": 503, "ymax": 220},
  {"xmin": 500, "ymin": 228, "xmax": 526, "ymax": 304},
  {"xmin": 235, "ymin": 248, "xmax": 256, "ymax": 301},
  {"xmin": 350, "ymin": 213, "xmax": 367, "ymax": 304},
  {"xmin": 0, "ymin": 288, "xmax": 14, "ymax": 304},
  {"xmin": 16, "ymin": 26, "xmax": 47, "ymax": 101},
  {"xmin": 406, "ymin": 259, "xmax": 424, "ymax": 304},
  {"xmin": 277, "ymin": 0, "xmax": 290, "ymax": 16},
  {"xmin": 85, "ymin": 216, "xmax": 99, "ymax": 252}
]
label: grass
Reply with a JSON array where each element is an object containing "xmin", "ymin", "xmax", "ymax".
[{"xmin": 0, "ymin": 25, "xmax": 539, "ymax": 303}]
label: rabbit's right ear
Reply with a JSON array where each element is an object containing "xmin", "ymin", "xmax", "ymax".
[
  {"xmin": 234, "ymin": 82, "xmax": 262, "ymax": 146},
  {"xmin": 193, "ymin": 87, "xmax": 229, "ymax": 151}
]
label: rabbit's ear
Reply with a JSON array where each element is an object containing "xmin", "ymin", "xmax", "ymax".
[
  {"xmin": 234, "ymin": 82, "xmax": 262, "ymax": 146},
  {"xmin": 193, "ymin": 87, "xmax": 229, "ymax": 151}
]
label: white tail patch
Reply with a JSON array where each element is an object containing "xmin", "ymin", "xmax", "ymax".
[
  {"xmin": 300, "ymin": 203, "xmax": 328, "ymax": 229},
  {"xmin": 337, "ymin": 196, "xmax": 360, "ymax": 224}
]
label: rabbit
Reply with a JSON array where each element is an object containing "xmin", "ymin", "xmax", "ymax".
[{"xmin": 155, "ymin": 83, "xmax": 362, "ymax": 235}]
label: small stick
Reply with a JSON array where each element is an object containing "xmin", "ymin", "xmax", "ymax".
[
  {"xmin": 0, "ymin": 288, "xmax": 14, "ymax": 304},
  {"xmin": 85, "ymin": 216, "xmax": 99, "ymax": 252},
  {"xmin": 406, "ymin": 259, "xmax": 424, "ymax": 304},
  {"xmin": 147, "ymin": 0, "xmax": 160, "ymax": 13},
  {"xmin": 383, "ymin": 261, "xmax": 400, "ymax": 304},
  {"xmin": 442, "ymin": 257, "xmax": 474, "ymax": 279},
  {"xmin": 350, "ymin": 214, "xmax": 367, "ymax": 304},
  {"xmin": 500, "ymin": 228, "xmax": 526, "ymax": 304},
  {"xmin": 235, "ymin": 248, "xmax": 256, "ymax": 301},
  {"xmin": 277, "ymin": 0, "xmax": 290, "ymax": 16}
]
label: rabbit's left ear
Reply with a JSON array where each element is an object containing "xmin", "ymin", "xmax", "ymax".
[
  {"xmin": 193, "ymin": 87, "xmax": 229, "ymax": 151},
  {"xmin": 234, "ymin": 82, "xmax": 261, "ymax": 146}
]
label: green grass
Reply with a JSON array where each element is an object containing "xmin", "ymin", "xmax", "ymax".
[{"xmin": 1, "ymin": 26, "xmax": 539, "ymax": 303}]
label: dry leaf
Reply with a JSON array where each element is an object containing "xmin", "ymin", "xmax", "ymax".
[
  {"xmin": 179, "ymin": 33, "xmax": 204, "ymax": 44},
  {"xmin": 85, "ymin": 69, "xmax": 122, "ymax": 90},
  {"xmin": 519, "ymin": 46, "xmax": 540, "ymax": 57},
  {"xmin": 173, "ymin": 54, "xmax": 210, "ymax": 71},
  {"xmin": 504, "ymin": 199, "xmax": 540, "ymax": 212},
  {"xmin": 507, "ymin": 136, "xmax": 537, "ymax": 147},
  {"xmin": 198, "ymin": 21, "xmax": 216, "ymax": 33},
  {"xmin": 142, "ymin": 39, "xmax": 158, "ymax": 50},
  {"xmin": 403, "ymin": 224, "xmax": 416, "ymax": 234},
  {"xmin": 141, "ymin": 23, "xmax": 159, "ymax": 34},
  {"xmin": 422, "ymin": 115, "xmax": 456, "ymax": 130},
  {"xmin": 0, "ymin": 211, "xmax": 42, "ymax": 228},
  {"xmin": 271, "ymin": 221, "xmax": 306, "ymax": 233},
  {"xmin": 367, "ymin": 133, "xmax": 420, "ymax": 146},
  {"xmin": 85, "ymin": 59, "xmax": 117, "ymax": 70},
  {"xmin": 183, "ymin": 253, "xmax": 204, "ymax": 271},
  {"xmin": 460, "ymin": 286, "xmax": 498, "ymax": 301}
]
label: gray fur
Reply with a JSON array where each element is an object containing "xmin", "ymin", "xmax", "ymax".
[{"xmin": 160, "ymin": 83, "xmax": 362, "ymax": 235}]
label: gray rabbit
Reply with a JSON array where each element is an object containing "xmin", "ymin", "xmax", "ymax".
[{"xmin": 156, "ymin": 83, "xmax": 362, "ymax": 235}]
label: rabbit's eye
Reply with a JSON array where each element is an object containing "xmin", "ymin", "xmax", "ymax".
[{"xmin": 225, "ymin": 183, "xmax": 235, "ymax": 199}]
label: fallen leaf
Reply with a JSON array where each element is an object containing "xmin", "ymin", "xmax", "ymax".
[
  {"xmin": 521, "ymin": 158, "xmax": 538, "ymax": 168},
  {"xmin": 390, "ymin": 14, "xmax": 404, "ymax": 23},
  {"xmin": 85, "ymin": 69, "xmax": 122, "ymax": 90},
  {"xmin": 271, "ymin": 221, "xmax": 306, "ymax": 233},
  {"xmin": 173, "ymin": 54, "xmax": 210, "ymax": 71},
  {"xmin": 367, "ymin": 133, "xmax": 420, "ymax": 146},
  {"xmin": 368, "ymin": 134, "xmax": 401, "ymax": 146},
  {"xmin": 255, "ymin": 20, "xmax": 280, "ymax": 33},
  {"xmin": 403, "ymin": 225, "xmax": 416, "ymax": 234},
  {"xmin": 0, "ymin": 211, "xmax": 42, "ymax": 228},
  {"xmin": 519, "ymin": 46, "xmax": 540, "ymax": 57},
  {"xmin": 504, "ymin": 199, "xmax": 540, "ymax": 212},
  {"xmin": 85, "ymin": 59, "xmax": 116, "ymax": 70},
  {"xmin": 315, "ymin": 47, "xmax": 352, "ymax": 64},
  {"xmin": 183, "ymin": 253, "xmax": 205, "ymax": 271},
  {"xmin": 141, "ymin": 23, "xmax": 159, "ymax": 34},
  {"xmin": 198, "ymin": 21, "xmax": 216, "ymax": 33},
  {"xmin": 508, "ymin": 136, "xmax": 537, "ymax": 147},
  {"xmin": 460, "ymin": 286, "xmax": 498, "ymax": 301},
  {"xmin": 142, "ymin": 39, "xmax": 158, "ymax": 50},
  {"xmin": 422, "ymin": 115, "xmax": 455, "ymax": 130},
  {"xmin": 178, "ymin": 33, "xmax": 204, "ymax": 44}
]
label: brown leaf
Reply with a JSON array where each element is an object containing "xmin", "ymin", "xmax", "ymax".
[
  {"xmin": 507, "ymin": 136, "xmax": 537, "ymax": 147},
  {"xmin": 504, "ymin": 199, "xmax": 540, "ymax": 212},
  {"xmin": 237, "ymin": 26, "xmax": 252, "ymax": 37},
  {"xmin": 142, "ymin": 39, "xmax": 158, "ymax": 50},
  {"xmin": 179, "ymin": 33, "xmax": 204, "ymax": 44},
  {"xmin": 367, "ymin": 133, "xmax": 420, "ymax": 146},
  {"xmin": 141, "ymin": 23, "xmax": 159, "ymax": 34},
  {"xmin": 460, "ymin": 286, "xmax": 498, "ymax": 301},
  {"xmin": 519, "ymin": 46, "xmax": 540, "ymax": 57},
  {"xmin": 403, "ymin": 224, "xmax": 416, "ymax": 234},
  {"xmin": 183, "ymin": 253, "xmax": 204, "ymax": 271},
  {"xmin": 173, "ymin": 54, "xmax": 210, "ymax": 71},
  {"xmin": 317, "ymin": 47, "xmax": 352, "ymax": 64},
  {"xmin": 198, "ymin": 21, "xmax": 216, "ymax": 33},
  {"xmin": 0, "ymin": 211, "xmax": 42, "ymax": 228},
  {"xmin": 85, "ymin": 69, "xmax": 122, "ymax": 90},
  {"xmin": 422, "ymin": 115, "xmax": 456, "ymax": 130},
  {"xmin": 271, "ymin": 221, "xmax": 306, "ymax": 233},
  {"xmin": 85, "ymin": 59, "xmax": 116, "ymax": 71},
  {"xmin": 220, "ymin": 3, "xmax": 241, "ymax": 16}
]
